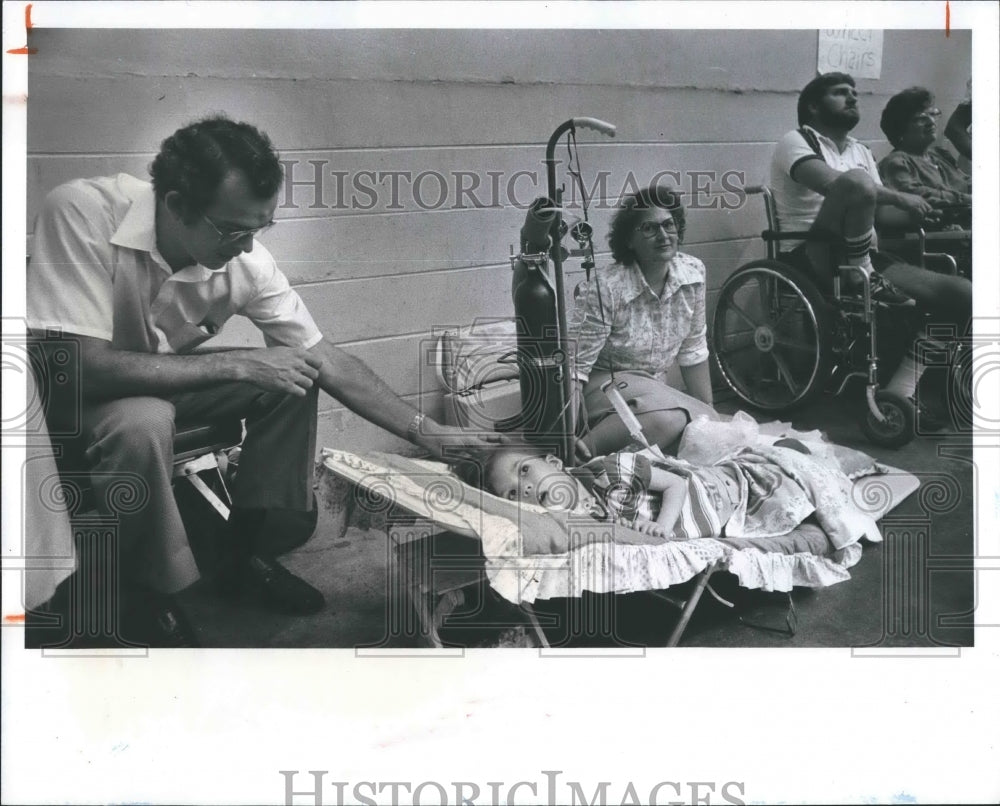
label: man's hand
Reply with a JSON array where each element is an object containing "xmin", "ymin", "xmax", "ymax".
[
  {"xmin": 413, "ymin": 419, "xmax": 510, "ymax": 461},
  {"xmin": 893, "ymin": 191, "xmax": 935, "ymax": 222},
  {"xmin": 922, "ymin": 208, "xmax": 945, "ymax": 227},
  {"xmin": 236, "ymin": 347, "xmax": 323, "ymax": 396}
]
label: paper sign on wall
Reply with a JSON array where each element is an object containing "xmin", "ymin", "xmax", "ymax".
[{"xmin": 817, "ymin": 30, "xmax": 883, "ymax": 79}]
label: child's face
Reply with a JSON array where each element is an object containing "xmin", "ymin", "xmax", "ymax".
[{"xmin": 488, "ymin": 451, "xmax": 578, "ymax": 510}]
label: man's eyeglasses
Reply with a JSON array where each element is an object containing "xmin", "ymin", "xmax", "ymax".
[
  {"xmin": 911, "ymin": 108, "xmax": 942, "ymax": 125},
  {"xmin": 636, "ymin": 219, "xmax": 679, "ymax": 238},
  {"xmin": 202, "ymin": 214, "xmax": 276, "ymax": 247}
]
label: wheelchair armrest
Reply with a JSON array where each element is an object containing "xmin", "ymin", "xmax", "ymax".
[
  {"xmin": 921, "ymin": 252, "xmax": 959, "ymax": 276},
  {"xmin": 879, "ymin": 225, "xmax": 971, "ymax": 245},
  {"xmin": 922, "ymin": 230, "xmax": 972, "ymax": 245},
  {"xmin": 878, "ymin": 227, "xmax": 966, "ymax": 275}
]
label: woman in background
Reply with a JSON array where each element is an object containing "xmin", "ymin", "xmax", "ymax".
[
  {"xmin": 878, "ymin": 86, "xmax": 971, "ymax": 224},
  {"xmin": 878, "ymin": 86, "xmax": 971, "ymax": 276}
]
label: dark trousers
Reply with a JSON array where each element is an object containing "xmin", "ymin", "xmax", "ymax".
[{"xmin": 75, "ymin": 383, "xmax": 318, "ymax": 593}]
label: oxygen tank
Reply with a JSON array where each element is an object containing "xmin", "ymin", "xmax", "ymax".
[
  {"xmin": 510, "ymin": 197, "xmax": 568, "ymax": 453},
  {"xmin": 508, "ymin": 119, "xmax": 616, "ymax": 465}
]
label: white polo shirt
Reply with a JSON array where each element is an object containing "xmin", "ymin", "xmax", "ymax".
[
  {"xmin": 28, "ymin": 173, "xmax": 323, "ymax": 354},
  {"xmin": 769, "ymin": 125, "xmax": 883, "ymax": 247}
]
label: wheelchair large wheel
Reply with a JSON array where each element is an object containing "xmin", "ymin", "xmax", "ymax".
[{"xmin": 712, "ymin": 260, "xmax": 832, "ymax": 414}]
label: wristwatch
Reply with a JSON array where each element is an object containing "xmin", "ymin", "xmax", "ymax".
[{"xmin": 407, "ymin": 412, "xmax": 426, "ymax": 443}]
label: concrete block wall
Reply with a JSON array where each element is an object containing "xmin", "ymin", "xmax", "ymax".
[{"xmin": 27, "ymin": 28, "xmax": 970, "ymax": 454}]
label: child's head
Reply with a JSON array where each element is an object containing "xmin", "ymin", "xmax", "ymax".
[{"xmin": 455, "ymin": 447, "xmax": 579, "ymax": 510}]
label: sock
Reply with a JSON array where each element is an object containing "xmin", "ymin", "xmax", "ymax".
[
  {"xmin": 885, "ymin": 353, "xmax": 925, "ymax": 399},
  {"xmin": 843, "ymin": 230, "xmax": 874, "ymax": 275}
]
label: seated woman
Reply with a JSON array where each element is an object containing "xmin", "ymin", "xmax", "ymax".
[
  {"xmin": 462, "ymin": 437, "xmax": 840, "ymax": 552},
  {"xmin": 571, "ymin": 183, "xmax": 719, "ymax": 458},
  {"xmin": 878, "ymin": 87, "xmax": 971, "ymax": 228}
]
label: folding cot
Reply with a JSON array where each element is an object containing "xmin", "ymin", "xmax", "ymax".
[{"xmin": 320, "ymin": 325, "xmax": 921, "ymax": 648}]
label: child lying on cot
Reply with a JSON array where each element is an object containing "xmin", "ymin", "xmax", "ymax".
[{"xmin": 456, "ymin": 437, "xmax": 821, "ymax": 543}]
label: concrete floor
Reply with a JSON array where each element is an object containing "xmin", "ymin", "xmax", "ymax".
[{"xmin": 178, "ymin": 377, "xmax": 976, "ymax": 649}]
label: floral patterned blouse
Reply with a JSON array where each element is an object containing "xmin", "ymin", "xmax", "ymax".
[{"xmin": 570, "ymin": 253, "xmax": 709, "ymax": 383}]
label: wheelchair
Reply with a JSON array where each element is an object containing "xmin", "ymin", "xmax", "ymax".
[{"xmin": 711, "ymin": 186, "xmax": 966, "ymax": 448}]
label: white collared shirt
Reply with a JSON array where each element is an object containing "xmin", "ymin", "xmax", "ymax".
[
  {"xmin": 769, "ymin": 125, "xmax": 883, "ymax": 245},
  {"xmin": 28, "ymin": 173, "xmax": 322, "ymax": 354}
]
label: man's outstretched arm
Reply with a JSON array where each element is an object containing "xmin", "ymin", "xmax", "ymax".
[{"xmin": 309, "ymin": 337, "xmax": 506, "ymax": 459}]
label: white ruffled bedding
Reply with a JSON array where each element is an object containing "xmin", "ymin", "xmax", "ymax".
[
  {"xmin": 320, "ymin": 446, "xmax": 918, "ymax": 606},
  {"xmin": 522, "ymin": 531, "xmax": 864, "ymax": 603}
]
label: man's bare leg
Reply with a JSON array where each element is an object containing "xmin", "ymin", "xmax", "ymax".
[{"xmin": 806, "ymin": 168, "xmax": 877, "ymax": 280}]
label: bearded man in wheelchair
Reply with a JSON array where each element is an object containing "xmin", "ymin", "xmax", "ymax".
[{"xmin": 767, "ymin": 72, "xmax": 972, "ymax": 428}]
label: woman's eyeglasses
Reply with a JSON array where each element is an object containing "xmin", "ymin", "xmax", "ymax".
[
  {"xmin": 636, "ymin": 219, "xmax": 679, "ymax": 238},
  {"xmin": 910, "ymin": 108, "xmax": 942, "ymax": 125},
  {"xmin": 202, "ymin": 214, "xmax": 276, "ymax": 247}
]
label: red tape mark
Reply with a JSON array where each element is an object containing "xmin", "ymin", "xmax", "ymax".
[
  {"xmin": 946, "ymin": 0, "xmax": 951, "ymax": 37},
  {"xmin": 6, "ymin": 4, "xmax": 36, "ymax": 55}
]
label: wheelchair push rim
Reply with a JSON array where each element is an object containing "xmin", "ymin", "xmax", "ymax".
[{"xmin": 712, "ymin": 261, "xmax": 831, "ymax": 414}]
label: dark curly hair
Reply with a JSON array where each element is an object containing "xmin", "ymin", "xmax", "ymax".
[
  {"xmin": 880, "ymin": 86, "xmax": 935, "ymax": 148},
  {"xmin": 797, "ymin": 72, "xmax": 855, "ymax": 127},
  {"xmin": 450, "ymin": 450, "xmax": 496, "ymax": 491},
  {"xmin": 149, "ymin": 115, "xmax": 283, "ymax": 223},
  {"xmin": 607, "ymin": 183, "xmax": 686, "ymax": 266}
]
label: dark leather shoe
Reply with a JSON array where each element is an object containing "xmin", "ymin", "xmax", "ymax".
[
  {"xmin": 26, "ymin": 576, "xmax": 196, "ymax": 650},
  {"xmin": 25, "ymin": 585, "xmax": 72, "ymax": 649},
  {"xmin": 147, "ymin": 600, "xmax": 201, "ymax": 648},
  {"xmin": 120, "ymin": 588, "xmax": 201, "ymax": 648},
  {"xmin": 241, "ymin": 554, "xmax": 325, "ymax": 615}
]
